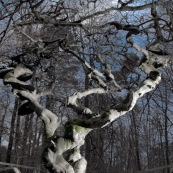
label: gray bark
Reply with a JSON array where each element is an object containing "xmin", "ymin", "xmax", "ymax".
[{"xmin": 6, "ymin": 98, "xmax": 20, "ymax": 163}]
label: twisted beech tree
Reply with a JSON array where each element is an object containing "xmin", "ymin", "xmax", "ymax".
[{"xmin": 0, "ymin": 0, "xmax": 173, "ymax": 173}]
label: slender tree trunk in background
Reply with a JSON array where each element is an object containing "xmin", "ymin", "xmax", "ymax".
[
  {"xmin": 157, "ymin": 116, "xmax": 165, "ymax": 166},
  {"xmin": 164, "ymin": 87, "xmax": 170, "ymax": 173},
  {"xmin": 97, "ymin": 129, "xmax": 105, "ymax": 172},
  {"xmin": 36, "ymin": 124, "xmax": 43, "ymax": 173},
  {"xmin": 39, "ymin": 95, "xmax": 52, "ymax": 173},
  {"xmin": 127, "ymin": 134, "xmax": 132, "ymax": 171},
  {"xmin": 30, "ymin": 117, "xmax": 41, "ymax": 173},
  {"xmin": 156, "ymin": 119, "xmax": 165, "ymax": 167},
  {"xmin": 131, "ymin": 111, "xmax": 141, "ymax": 171},
  {"xmin": 6, "ymin": 98, "xmax": 19, "ymax": 163},
  {"xmin": 31, "ymin": 116, "xmax": 38, "ymax": 164},
  {"xmin": 0, "ymin": 110, "xmax": 7, "ymax": 161},
  {"xmin": 27, "ymin": 115, "xmax": 33, "ymax": 166},
  {"xmin": 20, "ymin": 114, "xmax": 32, "ymax": 165},
  {"xmin": 14, "ymin": 100, "xmax": 21, "ymax": 164},
  {"xmin": 109, "ymin": 124, "xmax": 114, "ymax": 169},
  {"xmin": 160, "ymin": 134, "xmax": 165, "ymax": 166},
  {"xmin": 85, "ymin": 135, "xmax": 92, "ymax": 173},
  {"xmin": 0, "ymin": 106, "xmax": 7, "ymax": 146}
]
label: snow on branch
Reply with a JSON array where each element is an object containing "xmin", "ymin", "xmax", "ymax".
[
  {"xmin": 0, "ymin": 37, "xmax": 170, "ymax": 173},
  {"xmin": 0, "ymin": 1, "xmax": 172, "ymax": 173},
  {"xmin": 2, "ymin": 64, "xmax": 60, "ymax": 138},
  {"xmin": 59, "ymin": 41, "xmax": 121, "ymax": 91},
  {"xmin": 68, "ymin": 88, "xmax": 107, "ymax": 115},
  {"xmin": 97, "ymin": 54, "xmax": 121, "ymax": 89},
  {"xmin": 66, "ymin": 28, "xmax": 171, "ymax": 129},
  {"xmin": 17, "ymin": 89, "xmax": 60, "ymax": 138},
  {"xmin": 1, "ymin": 27, "xmax": 170, "ymax": 173}
]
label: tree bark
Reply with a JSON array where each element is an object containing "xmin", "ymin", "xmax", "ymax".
[
  {"xmin": 14, "ymin": 100, "xmax": 21, "ymax": 164},
  {"xmin": 131, "ymin": 110, "xmax": 141, "ymax": 171},
  {"xmin": 164, "ymin": 86, "xmax": 170, "ymax": 173},
  {"xmin": 6, "ymin": 98, "xmax": 19, "ymax": 163}
]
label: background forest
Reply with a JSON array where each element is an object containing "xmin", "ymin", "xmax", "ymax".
[{"xmin": 0, "ymin": 0, "xmax": 173, "ymax": 173}]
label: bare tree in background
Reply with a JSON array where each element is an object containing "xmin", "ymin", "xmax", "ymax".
[{"xmin": 0, "ymin": 0, "xmax": 173, "ymax": 173}]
